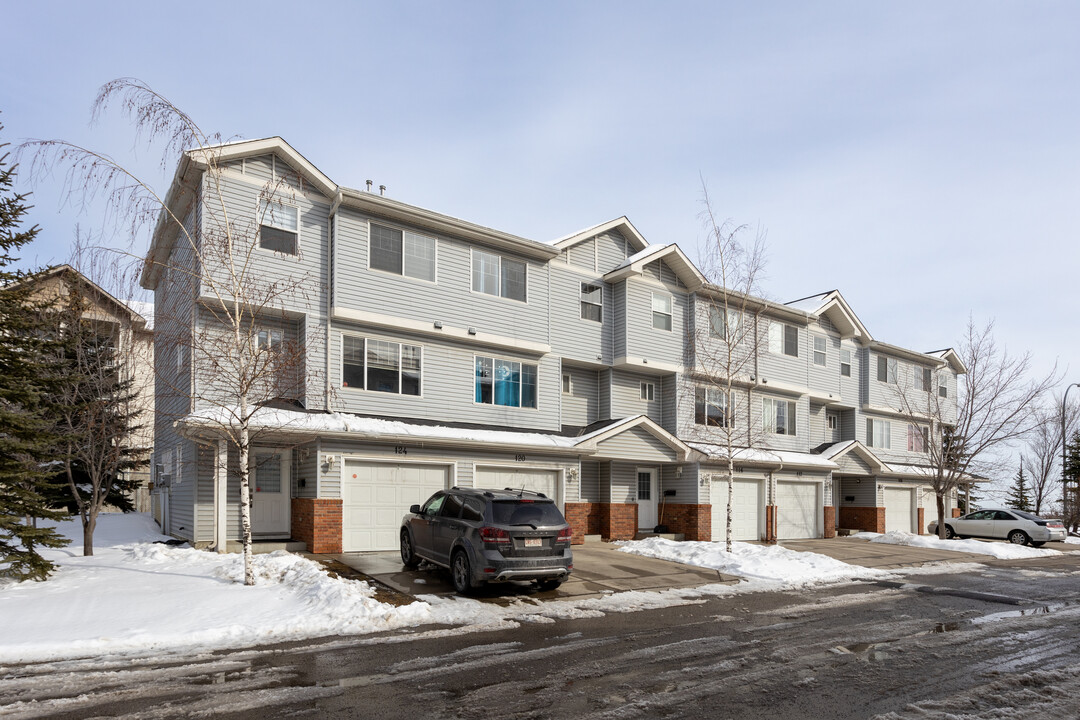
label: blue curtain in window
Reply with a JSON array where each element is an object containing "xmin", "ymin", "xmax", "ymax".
[
  {"xmin": 494, "ymin": 360, "xmax": 520, "ymax": 407},
  {"xmin": 476, "ymin": 357, "xmax": 493, "ymax": 403}
]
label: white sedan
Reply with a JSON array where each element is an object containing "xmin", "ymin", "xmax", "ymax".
[{"xmin": 928, "ymin": 509, "xmax": 1067, "ymax": 547}]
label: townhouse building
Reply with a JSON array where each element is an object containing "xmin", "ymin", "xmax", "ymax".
[{"xmin": 142, "ymin": 137, "xmax": 965, "ymax": 554}]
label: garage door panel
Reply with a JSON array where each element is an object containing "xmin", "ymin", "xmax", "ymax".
[
  {"xmin": 777, "ymin": 481, "xmax": 819, "ymax": 539},
  {"xmin": 476, "ymin": 468, "xmax": 559, "ymax": 504},
  {"xmin": 342, "ymin": 461, "xmax": 449, "ymax": 552},
  {"xmin": 711, "ymin": 479, "xmax": 761, "ymax": 541},
  {"xmin": 884, "ymin": 487, "xmax": 914, "ymax": 533}
]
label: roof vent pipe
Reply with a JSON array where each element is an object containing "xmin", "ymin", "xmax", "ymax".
[
  {"xmin": 366, "ymin": 180, "xmax": 373, "ymax": 192},
  {"xmin": 379, "ymin": 185, "xmax": 386, "ymax": 196}
]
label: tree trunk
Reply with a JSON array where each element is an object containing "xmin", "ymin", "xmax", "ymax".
[
  {"xmin": 83, "ymin": 511, "xmax": 96, "ymax": 556},
  {"xmin": 725, "ymin": 455, "xmax": 735, "ymax": 554},
  {"xmin": 936, "ymin": 491, "xmax": 946, "ymax": 540},
  {"xmin": 238, "ymin": 427, "xmax": 254, "ymax": 585}
]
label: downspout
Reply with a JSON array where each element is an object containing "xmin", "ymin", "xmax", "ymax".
[{"xmin": 325, "ymin": 190, "xmax": 343, "ymax": 411}]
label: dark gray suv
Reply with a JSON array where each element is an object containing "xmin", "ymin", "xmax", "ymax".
[{"xmin": 400, "ymin": 487, "xmax": 573, "ymax": 594}]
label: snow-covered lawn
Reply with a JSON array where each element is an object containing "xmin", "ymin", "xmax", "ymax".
[
  {"xmin": 1066, "ymin": 535, "xmax": 1080, "ymax": 545},
  {"xmin": 616, "ymin": 537, "xmax": 887, "ymax": 584},
  {"xmin": 852, "ymin": 530, "xmax": 1063, "ymax": 559}
]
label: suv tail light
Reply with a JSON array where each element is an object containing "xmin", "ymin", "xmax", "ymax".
[
  {"xmin": 479, "ymin": 526, "xmax": 511, "ymax": 545},
  {"xmin": 555, "ymin": 527, "xmax": 572, "ymax": 545}
]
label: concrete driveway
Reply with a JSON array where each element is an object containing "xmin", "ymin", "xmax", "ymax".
[
  {"xmin": 781, "ymin": 536, "xmax": 1080, "ymax": 569},
  {"xmin": 319, "ymin": 542, "xmax": 738, "ymax": 602}
]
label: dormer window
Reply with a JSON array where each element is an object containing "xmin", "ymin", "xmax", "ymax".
[{"xmin": 258, "ymin": 199, "xmax": 298, "ymax": 255}]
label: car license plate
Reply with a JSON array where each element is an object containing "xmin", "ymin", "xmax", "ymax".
[{"xmin": 525, "ymin": 538, "xmax": 542, "ymax": 548}]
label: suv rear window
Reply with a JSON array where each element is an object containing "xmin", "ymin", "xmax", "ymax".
[{"xmin": 491, "ymin": 500, "xmax": 565, "ymax": 526}]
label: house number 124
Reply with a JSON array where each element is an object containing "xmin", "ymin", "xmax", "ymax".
[{"xmin": 394, "ymin": 446, "xmax": 408, "ymax": 455}]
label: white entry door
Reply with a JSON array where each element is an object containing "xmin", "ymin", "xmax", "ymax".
[
  {"xmin": 776, "ymin": 481, "xmax": 820, "ymax": 539},
  {"xmin": 252, "ymin": 449, "xmax": 290, "ymax": 537},
  {"xmin": 884, "ymin": 487, "xmax": 915, "ymax": 533},
  {"xmin": 636, "ymin": 468, "xmax": 659, "ymax": 530}
]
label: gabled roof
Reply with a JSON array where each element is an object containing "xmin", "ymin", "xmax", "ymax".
[
  {"xmin": 25, "ymin": 265, "xmax": 151, "ymax": 332},
  {"xmin": 189, "ymin": 136, "xmax": 337, "ymax": 197},
  {"xmin": 785, "ymin": 290, "xmax": 871, "ymax": 340},
  {"xmin": 817, "ymin": 440, "xmax": 887, "ymax": 472},
  {"xmin": 550, "ymin": 216, "xmax": 649, "ymax": 253},
  {"xmin": 926, "ymin": 348, "xmax": 968, "ymax": 375},
  {"xmin": 574, "ymin": 414, "xmax": 692, "ymax": 461},
  {"xmin": 603, "ymin": 243, "xmax": 707, "ymax": 291}
]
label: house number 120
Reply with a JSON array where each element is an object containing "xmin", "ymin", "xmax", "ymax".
[{"xmin": 515, "ymin": 454, "xmax": 527, "ymax": 462}]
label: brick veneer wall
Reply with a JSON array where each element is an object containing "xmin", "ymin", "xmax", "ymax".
[
  {"xmin": 952, "ymin": 508, "xmax": 962, "ymax": 518},
  {"xmin": 917, "ymin": 507, "xmax": 925, "ymax": 535},
  {"xmin": 823, "ymin": 506, "xmax": 836, "ymax": 539},
  {"xmin": 291, "ymin": 498, "xmax": 342, "ymax": 554},
  {"xmin": 605, "ymin": 503, "xmax": 638, "ymax": 541},
  {"xmin": 661, "ymin": 503, "xmax": 711, "ymax": 541},
  {"xmin": 764, "ymin": 505, "xmax": 778, "ymax": 543},
  {"xmin": 840, "ymin": 506, "xmax": 885, "ymax": 534},
  {"xmin": 564, "ymin": 502, "xmax": 603, "ymax": 545}
]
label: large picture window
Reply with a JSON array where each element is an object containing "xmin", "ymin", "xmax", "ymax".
[
  {"xmin": 473, "ymin": 250, "xmax": 527, "ymax": 302},
  {"xmin": 475, "ymin": 355, "xmax": 537, "ymax": 408},
  {"xmin": 259, "ymin": 199, "xmax": 298, "ymax": 255},
  {"xmin": 370, "ymin": 223, "xmax": 436, "ymax": 282},
  {"xmin": 340, "ymin": 335, "xmax": 421, "ymax": 396}
]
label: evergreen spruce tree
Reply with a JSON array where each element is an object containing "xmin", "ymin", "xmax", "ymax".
[
  {"xmin": 1064, "ymin": 430, "xmax": 1080, "ymax": 527},
  {"xmin": 1006, "ymin": 461, "xmax": 1032, "ymax": 512},
  {"xmin": 0, "ymin": 118, "xmax": 69, "ymax": 580}
]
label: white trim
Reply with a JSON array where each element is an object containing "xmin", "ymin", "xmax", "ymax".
[
  {"xmin": 331, "ymin": 306, "xmax": 550, "ymax": 354},
  {"xmin": 472, "ymin": 353, "xmax": 540, "ymax": 411},
  {"xmin": 651, "ymin": 291, "xmax": 673, "ymax": 332},
  {"xmin": 612, "ymin": 356, "xmax": 681, "ymax": 374},
  {"xmin": 634, "ymin": 466, "xmax": 660, "ymax": 529},
  {"xmin": 365, "ymin": 218, "xmax": 439, "ymax": 286},
  {"xmin": 469, "ymin": 247, "xmax": 529, "ymax": 305},
  {"xmin": 256, "ymin": 197, "xmax": 300, "ymax": 257},
  {"xmin": 338, "ymin": 332, "xmax": 425, "ymax": 399}
]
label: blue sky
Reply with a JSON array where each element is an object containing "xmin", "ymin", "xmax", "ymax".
[{"xmin": 4, "ymin": 1, "xmax": 1077, "ymax": 394}]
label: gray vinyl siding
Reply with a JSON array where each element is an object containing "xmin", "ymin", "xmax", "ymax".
[
  {"xmin": 561, "ymin": 366, "xmax": 599, "ymax": 427},
  {"xmin": 598, "ymin": 368, "xmax": 612, "ymax": 421},
  {"xmin": 838, "ymin": 477, "xmax": 878, "ymax": 507},
  {"xmin": 808, "ymin": 402, "xmax": 827, "ymax": 446},
  {"xmin": 609, "ymin": 462, "xmax": 637, "ymax": 504},
  {"xmin": 593, "ymin": 426, "xmax": 678, "ymax": 462},
  {"xmin": 548, "ymin": 264, "xmax": 609, "ymax": 364},
  {"xmin": 660, "ymin": 464, "xmax": 700, "ymax": 504},
  {"xmin": 612, "ymin": 281, "xmax": 627, "ymax": 360},
  {"xmin": 579, "ymin": 461, "xmax": 601, "ymax": 502},
  {"xmin": 329, "ymin": 323, "xmax": 560, "ymax": 431},
  {"xmin": 194, "ymin": 442, "xmax": 215, "ymax": 542},
  {"xmin": 567, "ymin": 239, "xmax": 595, "ymax": 271},
  {"xmin": 834, "ymin": 451, "xmax": 875, "ymax": 475},
  {"xmin": 867, "ymin": 350, "xmax": 901, "ymax": 409},
  {"xmin": 169, "ymin": 439, "xmax": 198, "ymax": 542},
  {"xmin": 661, "ymin": 374, "xmax": 678, "ymax": 433},
  {"xmin": 295, "ymin": 442, "xmax": 319, "ymax": 498},
  {"xmin": 609, "ymin": 369, "xmax": 664, "ymax": 423},
  {"xmin": 808, "ymin": 324, "xmax": 841, "ymax": 396},
  {"xmin": 758, "ymin": 316, "xmax": 810, "ymax": 388},
  {"xmin": 595, "ymin": 230, "xmax": 631, "ymax": 273},
  {"xmin": 839, "ymin": 340, "xmax": 861, "ymax": 406},
  {"xmin": 333, "ymin": 205, "xmax": 549, "ymax": 346},
  {"xmin": 755, "ymin": 390, "xmax": 809, "ymax": 453},
  {"xmin": 623, "ymin": 276, "xmax": 687, "ymax": 367}
]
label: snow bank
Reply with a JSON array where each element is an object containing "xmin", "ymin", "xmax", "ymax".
[
  {"xmin": 616, "ymin": 537, "xmax": 886, "ymax": 584},
  {"xmin": 863, "ymin": 530, "xmax": 1062, "ymax": 559}
]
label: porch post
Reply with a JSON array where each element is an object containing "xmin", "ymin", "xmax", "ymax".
[{"xmin": 215, "ymin": 439, "xmax": 229, "ymax": 553}]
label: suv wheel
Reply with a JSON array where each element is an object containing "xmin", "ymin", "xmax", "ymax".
[
  {"xmin": 451, "ymin": 550, "xmax": 475, "ymax": 595},
  {"xmin": 400, "ymin": 530, "xmax": 420, "ymax": 569}
]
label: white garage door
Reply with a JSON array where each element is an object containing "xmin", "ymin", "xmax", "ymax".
[
  {"xmin": 710, "ymin": 479, "xmax": 761, "ymax": 541},
  {"xmin": 776, "ymin": 481, "xmax": 820, "ymax": 539},
  {"xmin": 476, "ymin": 467, "xmax": 560, "ymax": 505},
  {"xmin": 884, "ymin": 487, "xmax": 915, "ymax": 533},
  {"xmin": 342, "ymin": 461, "xmax": 449, "ymax": 552}
]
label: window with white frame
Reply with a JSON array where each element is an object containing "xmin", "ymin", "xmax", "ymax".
[
  {"xmin": 258, "ymin": 199, "xmax": 298, "ymax": 255},
  {"xmin": 907, "ymin": 423, "xmax": 929, "ymax": 452},
  {"xmin": 876, "ymin": 355, "xmax": 897, "ymax": 384},
  {"xmin": 696, "ymin": 387, "xmax": 732, "ymax": 427},
  {"xmin": 762, "ymin": 397, "xmax": 796, "ymax": 435},
  {"xmin": 813, "ymin": 335, "xmax": 827, "ymax": 366},
  {"xmin": 472, "ymin": 250, "xmax": 527, "ymax": 302},
  {"xmin": 562, "ymin": 373, "xmax": 572, "ymax": 394},
  {"xmin": 769, "ymin": 322, "xmax": 798, "ymax": 357},
  {"xmin": 580, "ymin": 283, "xmax": 602, "ymax": 322},
  {"xmin": 866, "ymin": 417, "xmax": 891, "ymax": 448},
  {"xmin": 913, "ymin": 365, "xmax": 932, "ymax": 392},
  {"xmin": 475, "ymin": 356, "xmax": 537, "ymax": 408},
  {"xmin": 175, "ymin": 342, "xmax": 184, "ymax": 376},
  {"xmin": 840, "ymin": 348, "xmax": 852, "ymax": 377},
  {"xmin": 640, "ymin": 381, "xmax": 654, "ymax": 401},
  {"xmin": 827, "ymin": 414, "xmax": 838, "ymax": 430},
  {"xmin": 938, "ymin": 374, "xmax": 949, "ymax": 398},
  {"xmin": 340, "ymin": 335, "xmax": 421, "ymax": 396},
  {"xmin": 652, "ymin": 293, "xmax": 672, "ymax": 331},
  {"xmin": 709, "ymin": 305, "xmax": 740, "ymax": 340},
  {"xmin": 369, "ymin": 222, "xmax": 436, "ymax": 282}
]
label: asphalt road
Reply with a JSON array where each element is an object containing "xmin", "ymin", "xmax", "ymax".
[{"xmin": 5, "ymin": 554, "xmax": 1080, "ymax": 719}]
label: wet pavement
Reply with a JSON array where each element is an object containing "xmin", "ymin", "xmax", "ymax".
[{"xmin": 781, "ymin": 536, "xmax": 1080, "ymax": 569}]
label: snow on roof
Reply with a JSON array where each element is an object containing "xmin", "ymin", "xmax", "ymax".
[
  {"xmin": 610, "ymin": 244, "xmax": 673, "ymax": 272},
  {"xmin": 817, "ymin": 440, "xmax": 859, "ymax": 459},
  {"xmin": 688, "ymin": 442, "xmax": 840, "ymax": 469},
  {"xmin": 784, "ymin": 292, "xmax": 833, "ymax": 314}
]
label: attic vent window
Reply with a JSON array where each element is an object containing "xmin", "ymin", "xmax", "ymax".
[{"xmin": 259, "ymin": 199, "xmax": 298, "ymax": 255}]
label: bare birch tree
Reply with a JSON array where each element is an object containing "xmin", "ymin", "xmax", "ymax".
[
  {"xmin": 20, "ymin": 78, "xmax": 321, "ymax": 584},
  {"xmin": 1022, "ymin": 397, "xmax": 1079, "ymax": 515},
  {"xmin": 896, "ymin": 318, "xmax": 1057, "ymax": 539},
  {"xmin": 690, "ymin": 183, "xmax": 768, "ymax": 552}
]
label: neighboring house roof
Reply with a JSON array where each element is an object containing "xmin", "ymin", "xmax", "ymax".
[
  {"xmin": 549, "ymin": 216, "xmax": 650, "ymax": 254},
  {"xmin": 22, "ymin": 265, "xmax": 152, "ymax": 332},
  {"xmin": 603, "ymin": 243, "xmax": 707, "ymax": 291},
  {"xmin": 785, "ymin": 289, "xmax": 872, "ymax": 341},
  {"xmin": 926, "ymin": 348, "xmax": 968, "ymax": 375}
]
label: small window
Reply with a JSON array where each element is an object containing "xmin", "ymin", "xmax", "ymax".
[
  {"xmin": 369, "ymin": 223, "xmax": 436, "ymax": 282},
  {"xmin": 640, "ymin": 382, "xmax": 654, "ymax": 401},
  {"xmin": 695, "ymin": 387, "xmax": 732, "ymax": 427},
  {"xmin": 637, "ymin": 472, "xmax": 652, "ymax": 501},
  {"xmin": 652, "ymin": 293, "xmax": 672, "ymax": 331},
  {"xmin": 784, "ymin": 325, "xmax": 799, "ymax": 357},
  {"xmin": 342, "ymin": 336, "xmax": 364, "ymax": 388},
  {"xmin": 769, "ymin": 323, "xmax": 798, "ymax": 357},
  {"xmin": 813, "ymin": 335, "xmax": 827, "ymax": 366},
  {"xmin": 840, "ymin": 349, "xmax": 852, "ymax": 377},
  {"xmin": 907, "ymin": 424, "xmax": 929, "ymax": 452},
  {"xmin": 709, "ymin": 306, "xmax": 740, "ymax": 340},
  {"xmin": 258, "ymin": 199, "xmax": 298, "ymax": 255},
  {"xmin": 827, "ymin": 414, "xmax": 838, "ymax": 430},
  {"xmin": 762, "ymin": 397, "xmax": 796, "ymax": 435},
  {"xmin": 938, "ymin": 375, "xmax": 948, "ymax": 398},
  {"xmin": 473, "ymin": 250, "xmax": 527, "ymax": 302},
  {"xmin": 562, "ymin": 373, "xmax": 572, "ymax": 394},
  {"xmin": 580, "ymin": 283, "xmax": 603, "ymax": 322},
  {"xmin": 877, "ymin": 355, "xmax": 897, "ymax": 384},
  {"xmin": 867, "ymin": 418, "xmax": 891, "ymax": 449},
  {"xmin": 475, "ymin": 355, "xmax": 537, "ymax": 408}
]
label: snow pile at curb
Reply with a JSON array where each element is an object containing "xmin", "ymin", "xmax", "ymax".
[
  {"xmin": 616, "ymin": 537, "xmax": 886, "ymax": 584},
  {"xmin": 855, "ymin": 530, "xmax": 1063, "ymax": 559}
]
